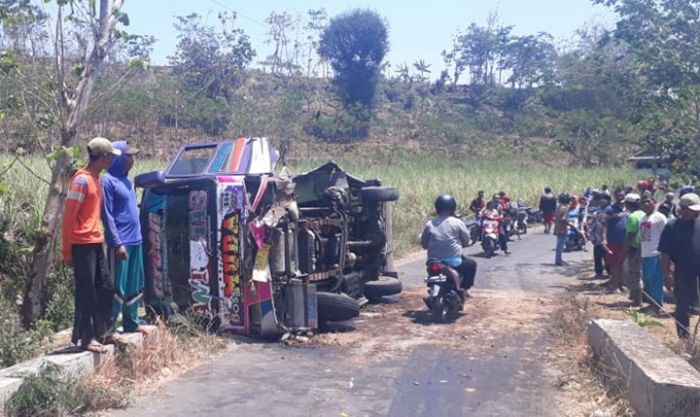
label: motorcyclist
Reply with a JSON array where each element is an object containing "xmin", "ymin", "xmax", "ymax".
[
  {"xmin": 421, "ymin": 194, "xmax": 478, "ymax": 296},
  {"xmin": 658, "ymin": 192, "xmax": 677, "ymax": 219},
  {"xmin": 481, "ymin": 201, "xmax": 509, "ymax": 254}
]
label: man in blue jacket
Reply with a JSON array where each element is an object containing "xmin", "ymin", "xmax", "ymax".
[{"xmin": 101, "ymin": 141, "xmax": 145, "ymax": 334}]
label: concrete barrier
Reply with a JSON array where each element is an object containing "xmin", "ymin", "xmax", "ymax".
[
  {"xmin": 587, "ymin": 318, "xmax": 700, "ymax": 417},
  {"xmin": 0, "ymin": 328, "xmax": 157, "ymax": 411}
]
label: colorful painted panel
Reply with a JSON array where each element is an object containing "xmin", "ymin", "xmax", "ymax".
[
  {"xmin": 216, "ymin": 180, "xmax": 246, "ymax": 330},
  {"xmin": 188, "ymin": 190, "xmax": 213, "ymax": 316}
]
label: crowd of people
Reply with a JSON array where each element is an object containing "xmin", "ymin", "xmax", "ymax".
[
  {"xmin": 541, "ymin": 183, "xmax": 700, "ymax": 339},
  {"xmin": 62, "ymin": 137, "xmax": 148, "ymax": 353}
]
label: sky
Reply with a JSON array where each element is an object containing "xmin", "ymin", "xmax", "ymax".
[{"xmin": 124, "ymin": 0, "xmax": 617, "ymax": 77}]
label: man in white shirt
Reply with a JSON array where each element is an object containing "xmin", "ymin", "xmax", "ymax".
[{"xmin": 639, "ymin": 192, "xmax": 667, "ymax": 313}]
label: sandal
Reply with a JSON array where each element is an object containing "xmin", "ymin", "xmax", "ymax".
[{"xmin": 83, "ymin": 341, "xmax": 107, "ymax": 354}]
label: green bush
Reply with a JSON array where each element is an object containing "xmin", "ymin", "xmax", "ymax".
[{"xmin": 4, "ymin": 363, "xmax": 79, "ymax": 417}]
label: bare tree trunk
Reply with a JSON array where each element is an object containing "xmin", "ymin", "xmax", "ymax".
[{"xmin": 22, "ymin": 0, "xmax": 125, "ymax": 328}]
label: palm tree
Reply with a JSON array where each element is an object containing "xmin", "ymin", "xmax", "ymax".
[{"xmin": 413, "ymin": 59, "xmax": 431, "ymax": 82}]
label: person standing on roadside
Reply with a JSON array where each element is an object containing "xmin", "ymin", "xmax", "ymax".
[
  {"xmin": 658, "ymin": 192, "xmax": 677, "ymax": 219},
  {"xmin": 554, "ymin": 193, "xmax": 571, "ymax": 266},
  {"xmin": 101, "ymin": 141, "xmax": 148, "ymax": 335},
  {"xmin": 603, "ymin": 187, "xmax": 628, "ymax": 291},
  {"xmin": 585, "ymin": 193, "xmax": 611, "ymax": 278},
  {"xmin": 658, "ymin": 193, "xmax": 700, "ymax": 338},
  {"xmin": 62, "ymin": 137, "xmax": 121, "ymax": 353},
  {"xmin": 540, "ymin": 187, "xmax": 557, "ymax": 234},
  {"xmin": 622, "ymin": 193, "xmax": 644, "ymax": 306},
  {"xmin": 639, "ymin": 193, "xmax": 667, "ymax": 313}
]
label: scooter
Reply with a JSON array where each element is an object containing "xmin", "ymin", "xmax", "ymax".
[
  {"xmin": 424, "ymin": 261, "xmax": 464, "ymax": 323},
  {"xmin": 565, "ymin": 223, "xmax": 585, "ymax": 252},
  {"xmin": 464, "ymin": 217, "xmax": 481, "ymax": 245},
  {"xmin": 481, "ymin": 216, "xmax": 500, "ymax": 258},
  {"xmin": 526, "ymin": 207, "xmax": 541, "ymax": 224}
]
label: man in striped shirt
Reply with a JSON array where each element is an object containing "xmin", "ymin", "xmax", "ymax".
[{"xmin": 62, "ymin": 137, "xmax": 121, "ymax": 353}]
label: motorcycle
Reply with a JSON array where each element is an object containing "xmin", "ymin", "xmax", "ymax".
[
  {"xmin": 565, "ymin": 222, "xmax": 585, "ymax": 252},
  {"xmin": 481, "ymin": 216, "xmax": 500, "ymax": 258},
  {"xmin": 464, "ymin": 217, "xmax": 481, "ymax": 245},
  {"xmin": 515, "ymin": 208, "xmax": 528, "ymax": 235},
  {"xmin": 526, "ymin": 207, "xmax": 541, "ymax": 224},
  {"xmin": 424, "ymin": 261, "xmax": 464, "ymax": 322}
]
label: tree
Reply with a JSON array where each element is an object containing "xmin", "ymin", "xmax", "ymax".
[
  {"xmin": 501, "ymin": 33, "xmax": 556, "ymax": 89},
  {"xmin": 556, "ymin": 110, "xmax": 626, "ymax": 166},
  {"xmin": 304, "ymin": 8, "xmax": 328, "ymax": 77},
  {"xmin": 441, "ymin": 33, "xmax": 465, "ymax": 88},
  {"xmin": 263, "ymin": 11, "xmax": 294, "ymax": 75},
  {"xmin": 19, "ymin": 0, "xmax": 132, "ymax": 327},
  {"xmin": 457, "ymin": 13, "xmax": 511, "ymax": 86},
  {"xmin": 413, "ymin": 59, "xmax": 431, "ymax": 83},
  {"xmin": 593, "ymin": 0, "xmax": 700, "ymax": 173},
  {"xmin": 169, "ymin": 12, "xmax": 255, "ymax": 103},
  {"xmin": 318, "ymin": 9, "xmax": 389, "ymax": 113}
]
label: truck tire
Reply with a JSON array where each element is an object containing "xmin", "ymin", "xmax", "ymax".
[
  {"xmin": 361, "ymin": 186, "xmax": 399, "ymax": 202},
  {"xmin": 364, "ymin": 277, "xmax": 402, "ymax": 301},
  {"xmin": 317, "ymin": 292, "xmax": 360, "ymax": 322}
]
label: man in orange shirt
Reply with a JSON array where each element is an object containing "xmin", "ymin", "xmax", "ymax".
[{"xmin": 62, "ymin": 137, "xmax": 121, "ymax": 353}]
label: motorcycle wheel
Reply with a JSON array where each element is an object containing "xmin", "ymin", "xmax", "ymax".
[
  {"xmin": 431, "ymin": 297, "xmax": 449, "ymax": 323},
  {"xmin": 519, "ymin": 223, "xmax": 527, "ymax": 235},
  {"xmin": 483, "ymin": 238, "xmax": 495, "ymax": 258}
]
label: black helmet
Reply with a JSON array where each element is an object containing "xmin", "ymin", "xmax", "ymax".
[
  {"xmin": 435, "ymin": 194, "xmax": 457, "ymax": 214},
  {"xmin": 558, "ymin": 193, "xmax": 571, "ymax": 204}
]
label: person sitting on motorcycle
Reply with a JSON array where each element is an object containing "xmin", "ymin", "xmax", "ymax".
[
  {"xmin": 568, "ymin": 196, "xmax": 586, "ymax": 250},
  {"xmin": 421, "ymin": 194, "xmax": 478, "ymax": 296},
  {"xmin": 482, "ymin": 201, "xmax": 509, "ymax": 254},
  {"xmin": 490, "ymin": 193, "xmax": 503, "ymax": 215}
]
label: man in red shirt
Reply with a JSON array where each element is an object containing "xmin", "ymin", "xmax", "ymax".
[
  {"xmin": 62, "ymin": 137, "xmax": 121, "ymax": 353},
  {"xmin": 469, "ymin": 191, "xmax": 485, "ymax": 216}
]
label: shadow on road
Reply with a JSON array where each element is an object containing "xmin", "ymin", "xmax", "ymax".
[
  {"xmin": 401, "ymin": 308, "xmax": 466, "ymax": 326},
  {"xmin": 318, "ymin": 321, "xmax": 356, "ymax": 334}
]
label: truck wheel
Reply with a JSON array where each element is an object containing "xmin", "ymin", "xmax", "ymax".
[
  {"xmin": 317, "ymin": 292, "xmax": 360, "ymax": 322},
  {"xmin": 361, "ymin": 186, "xmax": 399, "ymax": 202},
  {"xmin": 364, "ymin": 277, "xmax": 402, "ymax": 301}
]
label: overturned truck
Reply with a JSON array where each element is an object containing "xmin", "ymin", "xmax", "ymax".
[{"xmin": 135, "ymin": 138, "xmax": 401, "ymax": 337}]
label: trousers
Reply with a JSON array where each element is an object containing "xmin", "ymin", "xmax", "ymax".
[{"xmin": 109, "ymin": 244, "xmax": 144, "ymax": 332}]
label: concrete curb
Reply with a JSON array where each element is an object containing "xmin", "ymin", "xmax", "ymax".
[
  {"xmin": 587, "ymin": 318, "xmax": 700, "ymax": 417},
  {"xmin": 0, "ymin": 327, "xmax": 158, "ymax": 412}
]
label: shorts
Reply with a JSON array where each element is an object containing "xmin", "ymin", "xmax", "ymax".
[
  {"xmin": 542, "ymin": 212, "xmax": 555, "ymax": 225},
  {"xmin": 604, "ymin": 243, "xmax": 625, "ymax": 267}
]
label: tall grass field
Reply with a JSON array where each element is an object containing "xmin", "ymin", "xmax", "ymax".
[{"xmin": 0, "ymin": 154, "xmax": 638, "ymax": 257}]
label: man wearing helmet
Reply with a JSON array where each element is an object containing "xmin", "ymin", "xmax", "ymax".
[
  {"xmin": 658, "ymin": 192, "xmax": 677, "ymax": 219},
  {"xmin": 421, "ymin": 194, "xmax": 477, "ymax": 294}
]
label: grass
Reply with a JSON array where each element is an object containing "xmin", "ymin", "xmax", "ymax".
[
  {"xmin": 4, "ymin": 319, "xmax": 228, "ymax": 416},
  {"xmin": 286, "ymin": 151, "xmax": 638, "ymax": 255}
]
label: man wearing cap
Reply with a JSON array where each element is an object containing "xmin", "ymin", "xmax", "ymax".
[
  {"xmin": 658, "ymin": 193, "xmax": 700, "ymax": 338},
  {"xmin": 622, "ymin": 193, "xmax": 644, "ymax": 306},
  {"xmin": 101, "ymin": 141, "xmax": 147, "ymax": 335},
  {"xmin": 62, "ymin": 137, "xmax": 121, "ymax": 353}
]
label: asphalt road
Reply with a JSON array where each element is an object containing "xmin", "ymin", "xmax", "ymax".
[{"xmin": 109, "ymin": 230, "xmax": 591, "ymax": 417}]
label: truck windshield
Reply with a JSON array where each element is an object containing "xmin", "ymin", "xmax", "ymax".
[{"xmin": 168, "ymin": 146, "xmax": 217, "ymax": 176}]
